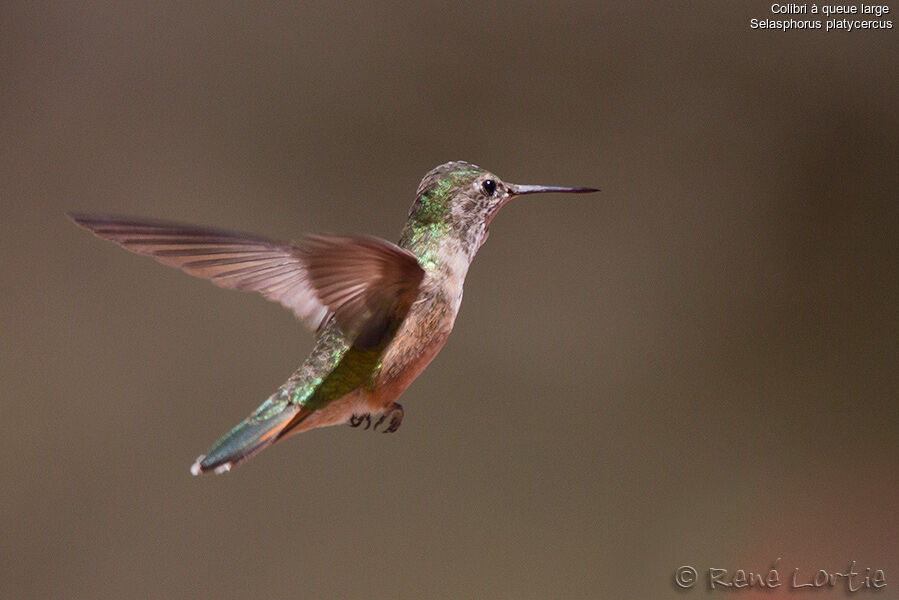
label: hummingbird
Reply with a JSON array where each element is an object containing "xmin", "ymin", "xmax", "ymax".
[{"xmin": 69, "ymin": 161, "xmax": 597, "ymax": 475}]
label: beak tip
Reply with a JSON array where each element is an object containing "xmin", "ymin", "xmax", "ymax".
[{"xmin": 510, "ymin": 184, "xmax": 601, "ymax": 196}]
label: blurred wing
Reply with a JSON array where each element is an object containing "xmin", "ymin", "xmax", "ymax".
[
  {"xmin": 299, "ymin": 235, "xmax": 425, "ymax": 347},
  {"xmin": 68, "ymin": 214, "xmax": 329, "ymax": 330}
]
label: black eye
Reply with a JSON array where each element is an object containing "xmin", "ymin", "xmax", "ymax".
[{"xmin": 481, "ymin": 179, "xmax": 496, "ymax": 196}]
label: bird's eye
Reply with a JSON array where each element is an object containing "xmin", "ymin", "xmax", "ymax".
[{"xmin": 481, "ymin": 179, "xmax": 496, "ymax": 196}]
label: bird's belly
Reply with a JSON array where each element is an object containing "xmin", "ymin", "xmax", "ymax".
[
  {"xmin": 285, "ymin": 390, "xmax": 369, "ymax": 436},
  {"xmin": 291, "ymin": 332, "xmax": 449, "ymax": 436},
  {"xmin": 368, "ymin": 273, "xmax": 464, "ymax": 411},
  {"xmin": 367, "ymin": 329, "xmax": 451, "ymax": 410}
]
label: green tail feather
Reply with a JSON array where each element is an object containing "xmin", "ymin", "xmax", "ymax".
[{"xmin": 190, "ymin": 394, "xmax": 302, "ymax": 475}]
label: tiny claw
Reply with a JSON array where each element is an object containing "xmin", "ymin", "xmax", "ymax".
[
  {"xmin": 382, "ymin": 402, "xmax": 403, "ymax": 434},
  {"xmin": 362, "ymin": 414, "xmax": 371, "ymax": 430},
  {"xmin": 372, "ymin": 414, "xmax": 387, "ymax": 431}
]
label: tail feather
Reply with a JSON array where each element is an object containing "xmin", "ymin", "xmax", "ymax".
[{"xmin": 190, "ymin": 395, "xmax": 308, "ymax": 475}]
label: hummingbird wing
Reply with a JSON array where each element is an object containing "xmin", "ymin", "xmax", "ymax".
[
  {"xmin": 69, "ymin": 215, "xmax": 426, "ymax": 345},
  {"xmin": 298, "ymin": 234, "xmax": 424, "ymax": 348},
  {"xmin": 68, "ymin": 214, "xmax": 330, "ymax": 330}
]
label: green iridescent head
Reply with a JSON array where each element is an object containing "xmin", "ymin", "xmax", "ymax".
[{"xmin": 408, "ymin": 161, "xmax": 597, "ymax": 235}]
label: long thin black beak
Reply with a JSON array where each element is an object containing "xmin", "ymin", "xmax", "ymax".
[{"xmin": 508, "ymin": 184, "xmax": 599, "ymax": 196}]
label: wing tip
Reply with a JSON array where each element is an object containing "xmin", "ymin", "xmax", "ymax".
[
  {"xmin": 66, "ymin": 212, "xmax": 92, "ymax": 228},
  {"xmin": 66, "ymin": 212, "xmax": 129, "ymax": 233}
]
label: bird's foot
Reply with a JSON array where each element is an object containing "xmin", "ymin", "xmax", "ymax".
[
  {"xmin": 373, "ymin": 402, "xmax": 403, "ymax": 433},
  {"xmin": 349, "ymin": 413, "xmax": 371, "ymax": 429},
  {"xmin": 349, "ymin": 403, "xmax": 404, "ymax": 433}
]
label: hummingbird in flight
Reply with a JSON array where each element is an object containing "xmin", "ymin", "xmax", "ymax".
[{"xmin": 70, "ymin": 161, "xmax": 597, "ymax": 475}]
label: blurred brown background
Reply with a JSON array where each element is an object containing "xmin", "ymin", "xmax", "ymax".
[{"xmin": 2, "ymin": 2, "xmax": 896, "ymax": 599}]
